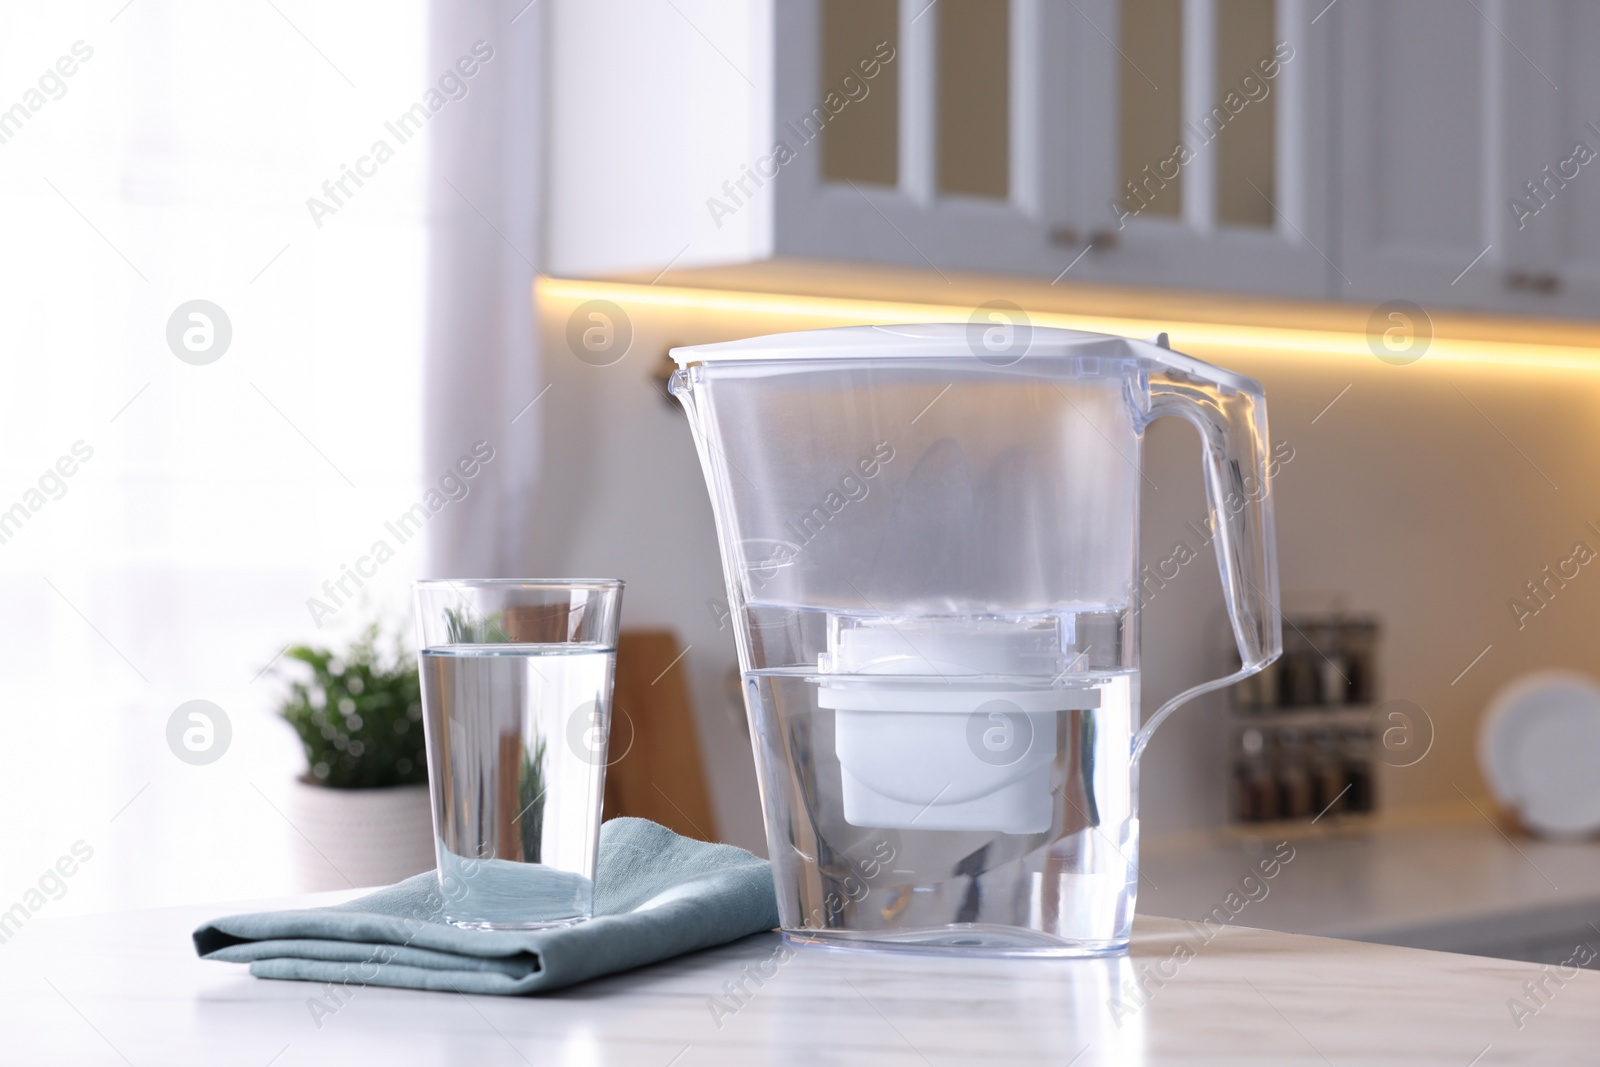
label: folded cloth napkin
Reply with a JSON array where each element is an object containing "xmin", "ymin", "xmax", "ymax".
[{"xmin": 194, "ymin": 818, "xmax": 778, "ymax": 995}]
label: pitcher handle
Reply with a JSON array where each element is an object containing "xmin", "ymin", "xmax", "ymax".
[{"xmin": 1131, "ymin": 367, "xmax": 1282, "ymax": 761}]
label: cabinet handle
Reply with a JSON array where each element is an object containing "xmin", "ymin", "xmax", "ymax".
[
  {"xmin": 1506, "ymin": 271, "xmax": 1561, "ymax": 294},
  {"xmin": 1049, "ymin": 226, "xmax": 1119, "ymax": 251}
]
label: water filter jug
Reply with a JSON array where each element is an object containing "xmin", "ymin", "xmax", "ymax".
[{"xmin": 670, "ymin": 324, "xmax": 1281, "ymax": 955}]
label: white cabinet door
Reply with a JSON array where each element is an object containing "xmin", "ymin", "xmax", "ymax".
[
  {"xmin": 1333, "ymin": 0, "xmax": 1581, "ymax": 317},
  {"xmin": 1062, "ymin": 0, "xmax": 1335, "ymax": 298},
  {"xmin": 772, "ymin": 0, "xmax": 1075, "ymax": 277},
  {"xmin": 1508, "ymin": 1, "xmax": 1600, "ymax": 318},
  {"xmin": 772, "ymin": 0, "xmax": 1334, "ymax": 298}
]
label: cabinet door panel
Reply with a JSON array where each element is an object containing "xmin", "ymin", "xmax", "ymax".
[
  {"xmin": 1214, "ymin": 0, "xmax": 1279, "ymax": 227},
  {"xmin": 1335, "ymin": 0, "xmax": 1579, "ymax": 316},
  {"xmin": 936, "ymin": 0, "xmax": 1012, "ymax": 198},
  {"xmin": 1336, "ymin": 0, "xmax": 1492, "ymax": 307},
  {"xmin": 774, "ymin": 0, "xmax": 1331, "ymax": 297},
  {"xmin": 1373, "ymin": 6, "xmax": 1482, "ymax": 250},
  {"xmin": 1062, "ymin": 0, "xmax": 1330, "ymax": 297},
  {"xmin": 819, "ymin": 0, "xmax": 901, "ymax": 186},
  {"xmin": 1526, "ymin": 0, "xmax": 1600, "ymax": 316},
  {"xmin": 774, "ymin": 0, "xmax": 1065, "ymax": 275},
  {"xmin": 1119, "ymin": 0, "xmax": 1186, "ymax": 222}
]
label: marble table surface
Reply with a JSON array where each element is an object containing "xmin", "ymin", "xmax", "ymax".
[
  {"xmin": 1, "ymin": 890, "xmax": 1597, "ymax": 1065},
  {"xmin": 1140, "ymin": 812, "xmax": 1600, "ymax": 955}
]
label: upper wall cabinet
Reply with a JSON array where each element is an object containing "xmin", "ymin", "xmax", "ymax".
[
  {"xmin": 1332, "ymin": 0, "xmax": 1600, "ymax": 317},
  {"xmin": 545, "ymin": 0, "xmax": 1597, "ymax": 317},
  {"xmin": 772, "ymin": 0, "xmax": 1337, "ymax": 299}
]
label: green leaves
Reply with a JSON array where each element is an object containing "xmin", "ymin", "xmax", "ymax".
[
  {"xmin": 519, "ymin": 735, "xmax": 547, "ymax": 863},
  {"xmin": 443, "ymin": 606, "xmax": 510, "ymax": 644},
  {"xmin": 276, "ymin": 623, "xmax": 427, "ymax": 790}
]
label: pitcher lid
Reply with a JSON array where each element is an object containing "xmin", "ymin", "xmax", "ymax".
[{"xmin": 668, "ymin": 324, "xmax": 1262, "ymax": 394}]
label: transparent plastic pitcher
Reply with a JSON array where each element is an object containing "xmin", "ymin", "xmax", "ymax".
[{"xmin": 669, "ymin": 324, "xmax": 1281, "ymax": 956}]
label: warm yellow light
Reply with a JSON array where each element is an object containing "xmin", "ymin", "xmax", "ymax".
[{"xmin": 538, "ymin": 277, "xmax": 1600, "ymax": 376}]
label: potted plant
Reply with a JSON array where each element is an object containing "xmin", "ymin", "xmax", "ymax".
[{"xmin": 275, "ymin": 623, "xmax": 436, "ymax": 889}]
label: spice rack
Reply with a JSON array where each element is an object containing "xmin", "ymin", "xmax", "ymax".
[{"xmin": 1229, "ymin": 615, "xmax": 1380, "ymax": 826}]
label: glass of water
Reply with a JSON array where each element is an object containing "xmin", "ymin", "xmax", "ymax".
[{"xmin": 413, "ymin": 579, "xmax": 623, "ymax": 929}]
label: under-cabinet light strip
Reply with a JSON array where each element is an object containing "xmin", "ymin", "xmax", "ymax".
[{"xmin": 539, "ymin": 277, "xmax": 1600, "ymax": 376}]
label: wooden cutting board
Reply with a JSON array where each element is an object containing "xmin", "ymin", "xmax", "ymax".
[{"xmin": 603, "ymin": 630, "xmax": 718, "ymax": 842}]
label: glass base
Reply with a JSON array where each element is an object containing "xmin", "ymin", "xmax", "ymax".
[
  {"xmin": 782, "ymin": 924, "xmax": 1129, "ymax": 958},
  {"xmin": 445, "ymin": 914, "xmax": 589, "ymax": 932}
]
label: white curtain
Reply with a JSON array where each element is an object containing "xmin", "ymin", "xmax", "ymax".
[
  {"xmin": 0, "ymin": 0, "xmax": 542, "ymax": 912},
  {"xmin": 423, "ymin": 0, "xmax": 544, "ymax": 578}
]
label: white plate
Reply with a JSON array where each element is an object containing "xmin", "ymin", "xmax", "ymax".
[{"xmin": 1479, "ymin": 670, "xmax": 1600, "ymax": 839}]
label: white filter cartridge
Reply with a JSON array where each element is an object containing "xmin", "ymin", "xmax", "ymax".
[{"xmin": 820, "ymin": 620, "xmax": 1099, "ymax": 834}]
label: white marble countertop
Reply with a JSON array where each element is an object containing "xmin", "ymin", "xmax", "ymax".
[
  {"xmin": 1140, "ymin": 809, "xmax": 1600, "ymax": 957},
  {"xmin": 3, "ymin": 889, "xmax": 1598, "ymax": 1065}
]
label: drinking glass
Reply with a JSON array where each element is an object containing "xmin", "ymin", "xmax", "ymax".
[{"xmin": 413, "ymin": 579, "xmax": 624, "ymax": 929}]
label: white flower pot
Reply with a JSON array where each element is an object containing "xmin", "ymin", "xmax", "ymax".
[{"xmin": 287, "ymin": 780, "xmax": 436, "ymax": 891}]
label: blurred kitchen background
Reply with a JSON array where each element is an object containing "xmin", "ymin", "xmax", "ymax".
[{"xmin": 7, "ymin": 0, "xmax": 1600, "ymax": 964}]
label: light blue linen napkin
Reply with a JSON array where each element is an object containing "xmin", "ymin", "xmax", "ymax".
[{"xmin": 194, "ymin": 818, "xmax": 779, "ymax": 994}]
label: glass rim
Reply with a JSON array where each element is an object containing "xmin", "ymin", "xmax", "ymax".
[{"xmin": 414, "ymin": 578, "xmax": 623, "ymax": 591}]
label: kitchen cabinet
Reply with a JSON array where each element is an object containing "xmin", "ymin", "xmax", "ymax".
[
  {"xmin": 546, "ymin": 0, "xmax": 1599, "ymax": 317},
  {"xmin": 772, "ymin": 0, "xmax": 1600, "ymax": 314},
  {"xmin": 773, "ymin": 0, "xmax": 1336, "ymax": 299},
  {"xmin": 1333, "ymin": 0, "xmax": 1600, "ymax": 318}
]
